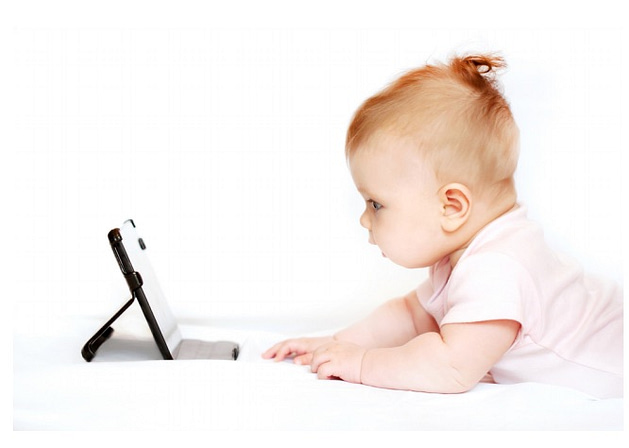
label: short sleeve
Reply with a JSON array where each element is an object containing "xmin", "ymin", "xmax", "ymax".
[{"xmin": 440, "ymin": 253, "xmax": 536, "ymax": 326}]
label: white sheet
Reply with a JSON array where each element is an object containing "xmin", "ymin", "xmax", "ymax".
[{"xmin": 13, "ymin": 315, "xmax": 623, "ymax": 431}]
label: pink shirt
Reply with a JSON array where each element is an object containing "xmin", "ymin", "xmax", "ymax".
[{"xmin": 417, "ymin": 206, "xmax": 623, "ymax": 398}]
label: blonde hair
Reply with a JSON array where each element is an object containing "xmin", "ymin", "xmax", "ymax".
[{"xmin": 345, "ymin": 54, "xmax": 520, "ymax": 195}]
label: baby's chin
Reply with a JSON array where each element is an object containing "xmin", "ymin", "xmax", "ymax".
[
  {"xmin": 385, "ymin": 254, "xmax": 431, "ymax": 270},
  {"xmin": 376, "ymin": 247, "xmax": 425, "ymax": 268}
]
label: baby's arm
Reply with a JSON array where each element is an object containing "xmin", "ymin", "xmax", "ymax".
[
  {"xmin": 262, "ymin": 286, "xmax": 437, "ymax": 363},
  {"xmin": 335, "ymin": 286, "xmax": 438, "ymax": 348},
  {"xmin": 311, "ymin": 319, "xmax": 520, "ymax": 393}
]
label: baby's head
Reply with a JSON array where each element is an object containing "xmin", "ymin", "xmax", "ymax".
[
  {"xmin": 346, "ymin": 54, "xmax": 519, "ymax": 203},
  {"xmin": 346, "ymin": 54, "xmax": 520, "ymax": 268}
]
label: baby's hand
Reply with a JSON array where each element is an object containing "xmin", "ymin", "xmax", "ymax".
[
  {"xmin": 310, "ymin": 341, "xmax": 366, "ymax": 384},
  {"xmin": 262, "ymin": 336, "xmax": 334, "ymax": 365}
]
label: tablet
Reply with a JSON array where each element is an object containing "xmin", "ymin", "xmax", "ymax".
[{"xmin": 81, "ymin": 219, "xmax": 239, "ymax": 362}]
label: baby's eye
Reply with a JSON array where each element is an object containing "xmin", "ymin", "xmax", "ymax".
[{"xmin": 369, "ymin": 200, "xmax": 383, "ymax": 211}]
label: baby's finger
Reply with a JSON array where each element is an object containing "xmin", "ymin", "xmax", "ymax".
[
  {"xmin": 272, "ymin": 344, "xmax": 296, "ymax": 362},
  {"xmin": 309, "ymin": 345, "xmax": 331, "ymax": 373},
  {"xmin": 261, "ymin": 342, "xmax": 284, "ymax": 359},
  {"xmin": 293, "ymin": 352, "xmax": 313, "ymax": 365},
  {"xmin": 271, "ymin": 340, "xmax": 308, "ymax": 362},
  {"xmin": 315, "ymin": 360, "xmax": 339, "ymax": 380}
]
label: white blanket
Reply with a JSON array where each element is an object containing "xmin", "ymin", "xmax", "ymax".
[{"xmin": 13, "ymin": 316, "xmax": 623, "ymax": 431}]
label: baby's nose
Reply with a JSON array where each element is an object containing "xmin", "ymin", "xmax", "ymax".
[
  {"xmin": 359, "ymin": 211, "xmax": 375, "ymax": 244},
  {"xmin": 359, "ymin": 210, "xmax": 370, "ymax": 229}
]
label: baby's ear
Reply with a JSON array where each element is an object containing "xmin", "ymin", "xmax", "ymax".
[{"xmin": 439, "ymin": 183, "xmax": 472, "ymax": 233}]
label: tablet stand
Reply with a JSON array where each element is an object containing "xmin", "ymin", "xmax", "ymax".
[{"xmin": 81, "ymin": 271, "xmax": 143, "ymax": 362}]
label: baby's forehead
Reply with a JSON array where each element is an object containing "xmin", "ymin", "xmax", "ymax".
[
  {"xmin": 351, "ymin": 130, "xmax": 437, "ymax": 166},
  {"xmin": 350, "ymin": 137, "xmax": 437, "ymax": 181}
]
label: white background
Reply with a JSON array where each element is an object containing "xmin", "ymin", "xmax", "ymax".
[{"xmin": 5, "ymin": 2, "xmax": 626, "ymax": 338}]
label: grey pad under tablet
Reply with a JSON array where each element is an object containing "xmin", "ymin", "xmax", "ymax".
[{"xmin": 174, "ymin": 340, "xmax": 239, "ymax": 360}]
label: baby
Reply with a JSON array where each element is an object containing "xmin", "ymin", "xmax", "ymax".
[{"xmin": 262, "ymin": 54, "xmax": 623, "ymax": 398}]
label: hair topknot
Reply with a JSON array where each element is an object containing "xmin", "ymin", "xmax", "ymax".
[{"xmin": 450, "ymin": 54, "xmax": 506, "ymax": 91}]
